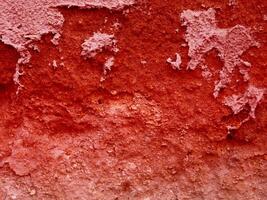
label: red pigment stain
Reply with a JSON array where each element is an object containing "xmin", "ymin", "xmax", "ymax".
[
  {"xmin": 81, "ymin": 32, "xmax": 118, "ymax": 59},
  {"xmin": 81, "ymin": 32, "xmax": 118, "ymax": 80}
]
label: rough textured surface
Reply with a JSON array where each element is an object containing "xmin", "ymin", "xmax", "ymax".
[
  {"xmin": 224, "ymin": 85, "xmax": 265, "ymax": 119},
  {"xmin": 0, "ymin": 0, "xmax": 266, "ymax": 199},
  {"xmin": 0, "ymin": 0, "xmax": 134, "ymax": 88}
]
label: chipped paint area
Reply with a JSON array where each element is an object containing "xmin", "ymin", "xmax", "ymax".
[
  {"xmin": 100, "ymin": 56, "xmax": 115, "ymax": 82},
  {"xmin": 180, "ymin": 8, "xmax": 258, "ymax": 97},
  {"xmin": 0, "ymin": 0, "xmax": 134, "ymax": 88},
  {"xmin": 167, "ymin": 53, "xmax": 182, "ymax": 70},
  {"xmin": 81, "ymin": 33, "xmax": 118, "ymax": 59},
  {"xmin": 0, "ymin": 0, "xmax": 134, "ymax": 51},
  {"xmin": 224, "ymin": 85, "xmax": 265, "ymax": 120},
  {"xmin": 103, "ymin": 57, "xmax": 115, "ymax": 75},
  {"xmin": 81, "ymin": 33, "xmax": 118, "ymax": 80}
]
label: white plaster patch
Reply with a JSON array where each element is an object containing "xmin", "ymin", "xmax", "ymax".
[
  {"xmin": 224, "ymin": 85, "xmax": 265, "ymax": 119},
  {"xmin": 81, "ymin": 32, "xmax": 118, "ymax": 59},
  {"xmin": 167, "ymin": 53, "xmax": 182, "ymax": 70},
  {"xmin": 180, "ymin": 8, "xmax": 258, "ymax": 97}
]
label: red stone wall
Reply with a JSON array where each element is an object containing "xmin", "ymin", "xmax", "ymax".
[{"xmin": 0, "ymin": 0, "xmax": 266, "ymax": 199}]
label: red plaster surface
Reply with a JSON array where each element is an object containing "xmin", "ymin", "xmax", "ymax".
[{"xmin": 0, "ymin": 0, "xmax": 267, "ymax": 199}]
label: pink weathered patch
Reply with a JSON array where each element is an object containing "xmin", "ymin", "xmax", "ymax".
[
  {"xmin": 167, "ymin": 53, "xmax": 182, "ymax": 70},
  {"xmin": 180, "ymin": 8, "xmax": 258, "ymax": 97},
  {"xmin": 81, "ymin": 32, "xmax": 118, "ymax": 59},
  {"xmin": 224, "ymin": 85, "xmax": 265, "ymax": 119},
  {"xmin": 103, "ymin": 56, "xmax": 115, "ymax": 75},
  {"xmin": 3, "ymin": 140, "xmax": 39, "ymax": 176},
  {"xmin": 0, "ymin": 0, "xmax": 134, "ymax": 51},
  {"xmin": 81, "ymin": 32, "xmax": 118, "ymax": 81}
]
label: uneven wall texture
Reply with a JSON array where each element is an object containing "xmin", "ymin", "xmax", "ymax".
[{"xmin": 0, "ymin": 0, "xmax": 266, "ymax": 199}]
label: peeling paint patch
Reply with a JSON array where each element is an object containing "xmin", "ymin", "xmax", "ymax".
[
  {"xmin": 167, "ymin": 53, "xmax": 182, "ymax": 70},
  {"xmin": 49, "ymin": 60, "xmax": 64, "ymax": 69},
  {"xmin": 81, "ymin": 33, "xmax": 118, "ymax": 59},
  {"xmin": 3, "ymin": 140, "xmax": 39, "ymax": 176},
  {"xmin": 100, "ymin": 56, "xmax": 115, "ymax": 82},
  {"xmin": 0, "ymin": 0, "xmax": 134, "ymax": 52},
  {"xmin": 180, "ymin": 8, "xmax": 258, "ymax": 97},
  {"xmin": 103, "ymin": 57, "xmax": 115, "ymax": 75},
  {"xmin": 224, "ymin": 85, "xmax": 265, "ymax": 120},
  {"xmin": 81, "ymin": 32, "xmax": 118, "ymax": 81},
  {"xmin": 13, "ymin": 65, "xmax": 24, "ymax": 93},
  {"xmin": 0, "ymin": 0, "xmax": 134, "ymax": 89},
  {"xmin": 29, "ymin": 44, "xmax": 40, "ymax": 52}
]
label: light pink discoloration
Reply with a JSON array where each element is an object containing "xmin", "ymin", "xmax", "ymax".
[
  {"xmin": 103, "ymin": 56, "xmax": 115, "ymax": 75},
  {"xmin": 167, "ymin": 53, "xmax": 182, "ymax": 70},
  {"xmin": 81, "ymin": 32, "xmax": 118, "ymax": 59},
  {"xmin": 2, "ymin": 139, "xmax": 39, "ymax": 176},
  {"xmin": 81, "ymin": 32, "xmax": 118, "ymax": 81},
  {"xmin": 180, "ymin": 8, "xmax": 258, "ymax": 97},
  {"xmin": 100, "ymin": 56, "xmax": 115, "ymax": 82},
  {"xmin": 224, "ymin": 85, "xmax": 265, "ymax": 119}
]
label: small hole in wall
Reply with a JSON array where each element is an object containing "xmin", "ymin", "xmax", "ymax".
[
  {"xmin": 121, "ymin": 181, "xmax": 131, "ymax": 192},
  {"xmin": 226, "ymin": 129, "xmax": 236, "ymax": 140},
  {"xmin": 98, "ymin": 99, "xmax": 103, "ymax": 104}
]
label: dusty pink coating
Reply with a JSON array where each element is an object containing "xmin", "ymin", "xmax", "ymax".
[
  {"xmin": 81, "ymin": 32, "xmax": 118, "ymax": 59},
  {"xmin": 224, "ymin": 85, "xmax": 265, "ymax": 119},
  {"xmin": 167, "ymin": 53, "xmax": 182, "ymax": 70},
  {"xmin": 103, "ymin": 56, "xmax": 115, "ymax": 75},
  {"xmin": 180, "ymin": 8, "xmax": 258, "ymax": 97}
]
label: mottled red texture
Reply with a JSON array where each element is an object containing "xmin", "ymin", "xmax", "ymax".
[{"xmin": 0, "ymin": 0, "xmax": 266, "ymax": 199}]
